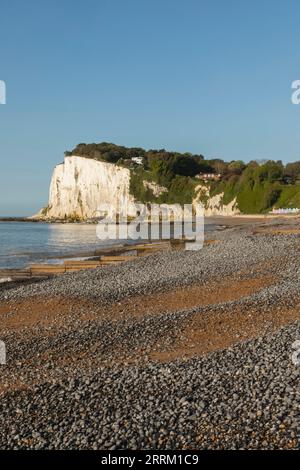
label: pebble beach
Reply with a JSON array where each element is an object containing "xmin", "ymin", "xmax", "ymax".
[{"xmin": 0, "ymin": 217, "xmax": 299, "ymax": 450}]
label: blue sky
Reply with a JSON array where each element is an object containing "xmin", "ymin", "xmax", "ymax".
[{"xmin": 1, "ymin": 0, "xmax": 300, "ymax": 215}]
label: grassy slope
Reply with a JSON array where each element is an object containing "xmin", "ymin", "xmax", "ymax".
[
  {"xmin": 130, "ymin": 169, "xmax": 300, "ymax": 213},
  {"xmin": 209, "ymin": 178, "xmax": 300, "ymax": 214}
]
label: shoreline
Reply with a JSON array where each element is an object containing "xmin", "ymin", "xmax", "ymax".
[
  {"xmin": 0, "ymin": 214, "xmax": 297, "ymax": 275},
  {"xmin": 1, "ymin": 213, "xmax": 300, "ymax": 224},
  {"xmin": 0, "ymin": 218, "xmax": 225, "ymax": 273}
]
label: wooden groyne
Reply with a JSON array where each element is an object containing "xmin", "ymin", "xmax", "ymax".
[{"xmin": 0, "ymin": 241, "xmax": 175, "ymax": 282}]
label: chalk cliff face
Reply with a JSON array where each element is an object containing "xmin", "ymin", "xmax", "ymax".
[
  {"xmin": 204, "ymin": 194, "xmax": 240, "ymax": 216},
  {"xmin": 38, "ymin": 156, "xmax": 136, "ymax": 220},
  {"xmin": 194, "ymin": 184, "xmax": 240, "ymax": 217}
]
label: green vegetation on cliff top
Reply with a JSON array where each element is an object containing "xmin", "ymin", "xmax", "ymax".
[{"xmin": 65, "ymin": 143, "xmax": 300, "ymax": 213}]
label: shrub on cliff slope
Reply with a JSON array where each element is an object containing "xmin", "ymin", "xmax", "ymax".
[
  {"xmin": 210, "ymin": 160, "xmax": 290, "ymax": 213},
  {"xmin": 67, "ymin": 143, "xmax": 146, "ymax": 164}
]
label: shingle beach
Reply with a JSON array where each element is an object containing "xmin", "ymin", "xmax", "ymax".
[{"xmin": 0, "ymin": 217, "xmax": 299, "ymax": 449}]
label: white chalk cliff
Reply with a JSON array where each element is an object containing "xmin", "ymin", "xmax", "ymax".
[
  {"xmin": 36, "ymin": 156, "xmax": 240, "ymax": 220},
  {"xmin": 36, "ymin": 155, "xmax": 136, "ymax": 220}
]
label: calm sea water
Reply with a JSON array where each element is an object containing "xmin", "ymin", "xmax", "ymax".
[{"xmin": 0, "ymin": 220, "xmax": 219, "ymax": 269}]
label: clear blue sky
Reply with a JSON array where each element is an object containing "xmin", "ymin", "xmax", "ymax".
[{"xmin": 1, "ymin": 0, "xmax": 300, "ymax": 215}]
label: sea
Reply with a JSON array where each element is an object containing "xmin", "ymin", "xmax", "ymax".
[{"xmin": 0, "ymin": 220, "xmax": 221, "ymax": 269}]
